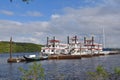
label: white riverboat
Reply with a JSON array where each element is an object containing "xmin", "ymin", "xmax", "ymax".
[
  {"xmin": 41, "ymin": 37, "xmax": 68, "ymax": 55},
  {"xmin": 41, "ymin": 36, "xmax": 108, "ymax": 56}
]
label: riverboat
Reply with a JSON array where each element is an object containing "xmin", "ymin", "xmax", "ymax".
[
  {"xmin": 41, "ymin": 36, "xmax": 111, "ymax": 59},
  {"xmin": 41, "ymin": 37, "xmax": 68, "ymax": 55}
]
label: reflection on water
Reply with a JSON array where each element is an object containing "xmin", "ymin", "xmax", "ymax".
[{"xmin": 0, "ymin": 53, "xmax": 120, "ymax": 80}]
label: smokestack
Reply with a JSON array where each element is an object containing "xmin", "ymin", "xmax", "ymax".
[
  {"xmin": 92, "ymin": 36, "xmax": 94, "ymax": 45},
  {"xmin": 46, "ymin": 37, "xmax": 49, "ymax": 47},
  {"xmin": 53, "ymin": 36, "xmax": 55, "ymax": 47},
  {"xmin": 53, "ymin": 36, "xmax": 55, "ymax": 41},
  {"xmin": 67, "ymin": 36, "xmax": 69, "ymax": 44},
  {"xmin": 84, "ymin": 37, "xmax": 86, "ymax": 44},
  {"xmin": 75, "ymin": 35, "xmax": 77, "ymax": 44}
]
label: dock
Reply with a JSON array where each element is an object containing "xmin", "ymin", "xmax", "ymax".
[
  {"xmin": 7, "ymin": 37, "xmax": 25, "ymax": 63},
  {"xmin": 7, "ymin": 58, "xmax": 25, "ymax": 63}
]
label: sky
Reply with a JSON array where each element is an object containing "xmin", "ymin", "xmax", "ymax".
[{"xmin": 0, "ymin": 0, "xmax": 120, "ymax": 48}]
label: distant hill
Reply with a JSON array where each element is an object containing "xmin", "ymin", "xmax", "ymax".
[
  {"xmin": 0, "ymin": 41, "xmax": 43, "ymax": 53},
  {"xmin": 103, "ymin": 48, "xmax": 120, "ymax": 51}
]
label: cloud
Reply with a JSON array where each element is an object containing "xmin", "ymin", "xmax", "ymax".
[
  {"xmin": 16, "ymin": 37, "xmax": 40, "ymax": 44},
  {"xmin": 47, "ymin": 0, "xmax": 120, "ymax": 48},
  {"xmin": 0, "ymin": 20, "xmax": 50, "ymax": 44},
  {"xmin": 51, "ymin": 14, "xmax": 60, "ymax": 19},
  {"xmin": 0, "ymin": 0, "xmax": 120, "ymax": 48},
  {"xmin": 0, "ymin": 10, "xmax": 14, "ymax": 16},
  {"xmin": 23, "ymin": 11, "xmax": 43, "ymax": 17}
]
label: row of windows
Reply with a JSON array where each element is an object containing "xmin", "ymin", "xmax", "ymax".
[{"xmin": 42, "ymin": 49, "xmax": 54, "ymax": 52}]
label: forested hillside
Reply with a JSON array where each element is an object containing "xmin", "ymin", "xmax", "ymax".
[{"xmin": 0, "ymin": 41, "xmax": 42, "ymax": 53}]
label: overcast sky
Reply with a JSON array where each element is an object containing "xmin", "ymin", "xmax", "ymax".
[{"xmin": 0, "ymin": 0, "xmax": 120, "ymax": 48}]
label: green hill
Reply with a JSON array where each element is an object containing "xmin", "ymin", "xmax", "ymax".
[{"xmin": 0, "ymin": 41, "xmax": 42, "ymax": 53}]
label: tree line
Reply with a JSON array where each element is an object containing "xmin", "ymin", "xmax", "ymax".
[{"xmin": 0, "ymin": 41, "xmax": 42, "ymax": 53}]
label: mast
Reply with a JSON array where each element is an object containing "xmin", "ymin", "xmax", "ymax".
[
  {"xmin": 10, "ymin": 37, "xmax": 12, "ymax": 59},
  {"xmin": 91, "ymin": 35, "xmax": 94, "ymax": 54},
  {"xmin": 53, "ymin": 36, "xmax": 55, "ymax": 47},
  {"xmin": 103, "ymin": 27, "xmax": 105, "ymax": 48}
]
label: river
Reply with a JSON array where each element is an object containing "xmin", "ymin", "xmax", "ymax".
[{"xmin": 0, "ymin": 53, "xmax": 120, "ymax": 80}]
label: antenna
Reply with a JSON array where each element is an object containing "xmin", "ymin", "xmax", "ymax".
[{"xmin": 103, "ymin": 27, "xmax": 105, "ymax": 48}]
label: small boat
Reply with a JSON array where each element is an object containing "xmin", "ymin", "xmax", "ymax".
[{"xmin": 23, "ymin": 55, "xmax": 48, "ymax": 62}]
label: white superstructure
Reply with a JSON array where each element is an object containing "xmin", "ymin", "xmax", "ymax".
[{"xmin": 41, "ymin": 37, "xmax": 68, "ymax": 55}]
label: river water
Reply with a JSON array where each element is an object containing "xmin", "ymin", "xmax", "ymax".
[{"xmin": 0, "ymin": 53, "xmax": 120, "ymax": 80}]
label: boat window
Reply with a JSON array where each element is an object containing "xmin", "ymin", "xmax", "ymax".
[
  {"xmin": 51, "ymin": 50, "xmax": 54, "ymax": 52},
  {"xmin": 43, "ymin": 50, "xmax": 45, "ymax": 52}
]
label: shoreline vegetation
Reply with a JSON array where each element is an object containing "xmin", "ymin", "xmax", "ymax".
[
  {"xmin": 0, "ymin": 41, "xmax": 42, "ymax": 53},
  {"xmin": 19, "ymin": 62, "xmax": 120, "ymax": 80},
  {"xmin": 88, "ymin": 65, "xmax": 120, "ymax": 80}
]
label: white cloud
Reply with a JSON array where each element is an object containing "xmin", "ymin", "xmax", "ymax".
[
  {"xmin": 51, "ymin": 14, "xmax": 60, "ymax": 19},
  {"xmin": 0, "ymin": 10, "xmax": 14, "ymax": 16},
  {"xmin": 14, "ymin": 37, "xmax": 40, "ymax": 44},
  {"xmin": 0, "ymin": 20, "xmax": 50, "ymax": 44}
]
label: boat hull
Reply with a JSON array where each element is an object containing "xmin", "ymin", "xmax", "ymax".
[
  {"xmin": 23, "ymin": 56, "xmax": 48, "ymax": 62},
  {"xmin": 48, "ymin": 54, "xmax": 81, "ymax": 59}
]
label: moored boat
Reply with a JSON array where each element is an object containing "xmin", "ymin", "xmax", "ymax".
[
  {"xmin": 23, "ymin": 55, "xmax": 48, "ymax": 62},
  {"xmin": 41, "ymin": 37, "xmax": 68, "ymax": 55},
  {"xmin": 41, "ymin": 36, "xmax": 110, "ymax": 59}
]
